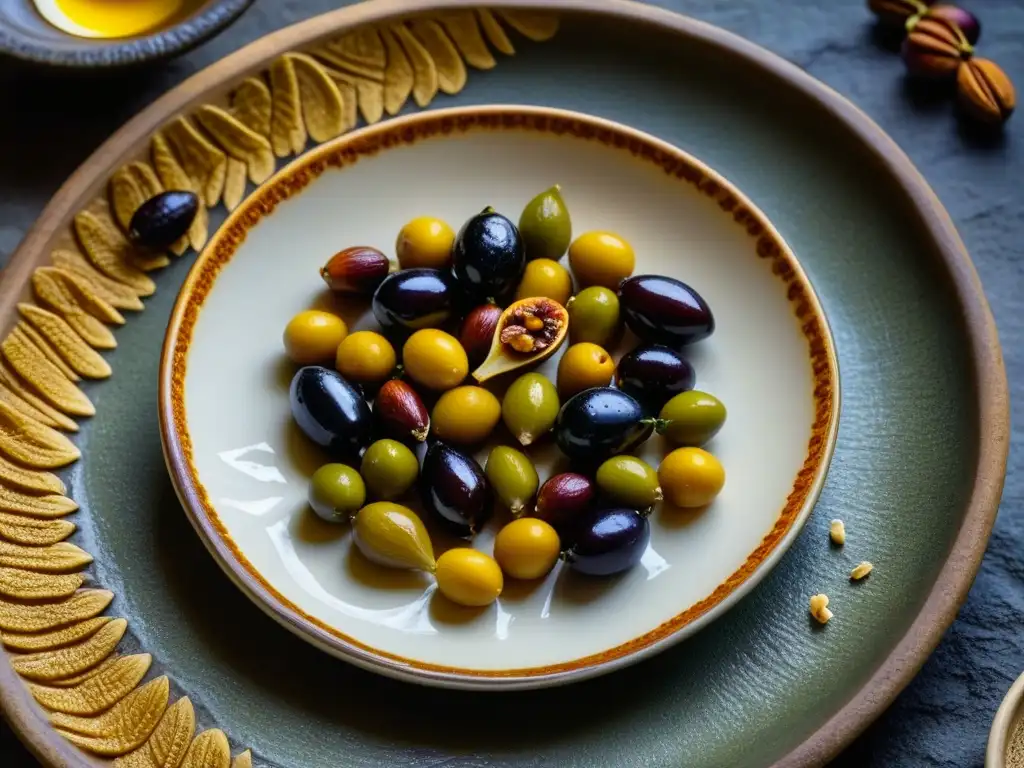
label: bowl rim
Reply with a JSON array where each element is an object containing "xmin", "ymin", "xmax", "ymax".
[
  {"xmin": 988, "ymin": 670, "xmax": 1024, "ymax": 767},
  {"xmin": 0, "ymin": 0, "xmax": 1007, "ymax": 765},
  {"xmin": 157, "ymin": 103, "xmax": 842, "ymax": 691},
  {"xmin": 0, "ymin": 0, "xmax": 254, "ymax": 68}
]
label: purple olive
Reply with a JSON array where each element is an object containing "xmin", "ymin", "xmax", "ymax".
[
  {"xmin": 554, "ymin": 387, "xmax": 656, "ymax": 466},
  {"xmin": 618, "ymin": 275, "xmax": 714, "ymax": 348},
  {"xmin": 533, "ymin": 472, "xmax": 595, "ymax": 537},
  {"xmin": 289, "ymin": 366, "xmax": 373, "ymax": 461},
  {"xmin": 921, "ymin": 4, "xmax": 980, "ymax": 44},
  {"xmin": 567, "ymin": 507, "xmax": 650, "ymax": 576},
  {"xmin": 615, "ymin": 344, "xmax": 695, "ymax": 412},
  {"xmin": 420, "ymin": 442, "xmax": 493, "ymax": 537}
]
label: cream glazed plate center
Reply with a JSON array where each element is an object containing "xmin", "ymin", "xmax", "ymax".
[{"xmin": 159, "ymin": 105, "xmax": 839, "ymax": 690}]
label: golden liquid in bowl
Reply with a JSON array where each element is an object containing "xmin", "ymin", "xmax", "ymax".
[{"xmin": 34, "ymin": 0, "xmax": 203, "ymax": 39}]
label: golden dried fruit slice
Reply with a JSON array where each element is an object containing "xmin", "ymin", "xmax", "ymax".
[
  {"xmin": 335, "ymin": 78, "xmax": 358, "ymax": 133},
  {"xmin": 30, "ymin": 653, "xmax": 151, "ymax": 717},
  {"xmin": 269, "ymin": 56, "xmax": 307, "ymax": 157},
  {"xmin": 2, "ymin": 615, "xmax": 104, "ymax": 651},
  {"xmin": 391, "ymin": 23, "xmax": 439, "ymax": 107},
  {"xmin": 194, "ymin": 104, "xmax": 275, "ymax": 184},
  {"xmin": 19, "ymin": 304, "xmax": 112, "ymax": 380},
  {"xmin": 73, "ymin": 211, "xmax": 156, "ymax": 298},
  {"xmin": 113, "ymin": 695, "xmax": 195, "ymax": 768},
  {"xmin": 50, "ymin": 653, "xmax": 122, "ymax": 686},
  {"xmin": 0, "ymin": 487, "xmax": 78, "ymax": 518},
  {"xmin": 231, "ymin": 76, "xmax": 272, "ymax": 137},
  {"xmin": 2, "ymin": 333, "xmax": 95, "ymax": 417},
  {"xmin": 222, "ymin": 158, "xmax": 247, "ymax": 213},
  {"xmin": 318, "ymin": 27, "xmax": 386, "ymax": 81},
  {"xmin": 181, "ymin": 728, "xmax": 230, "ymax": 768},
  {"xmin": 53, "ymin": 676, "xmax": 169, "ymax": 756},
  {"xmin": 409, "ymin": 18, "xmax": 467, "ymax": 94},
  {"xmin": 12, "ymin": 323, "xmax": 80, "ymax": 382},
  {"xmin": 164, "ymin": 118, "xmax": 227, "ymax": 208},
  {"xmin": 0, "ymin": 454, "xmax": 65, "ymax": 495},
  {"xmin": 0, "ymin": 360, "xmax": 78, "ymax": 433},
  {"xmin": 320, "ymin": 65, "xmax": 382, "ymax": 125},
  {"xmin": 476, "ymin": 9, "xmax": 514, "ymax": 56},
  {"xmin": 110, "ymin": 166, "xmax": 148, "ymax": 233},
  {"xmin": 11, "ymin": 617, "xmax": 126, "ymax": 681},
  {"xmin": 231, "ymin": 751, "xmax": 252, "ymax": 768},
  {"xmin": 380, "ymin": 26, "xmax": 413, "ymax": 115},
  {"xmin": 439, "ymin": 11, "xmax": 496, "ymax": 70},
  {"xmin": 50, "ymin": 250, "xmax": 145, "ymax": 313},
  {"xmin": 497, "ymin": 10, "xmax": 560, "ymax": 41},
  {"xmin": 0, "ymin": 400, "xmax": 80, "ymax": 467},
  {"xmin": 0, "ymin": 569, "xmax": 82, "ymax": 603},
  {"xmin": 0, "ymin": 589, "xmax": 111, "ymax": 633},
  {"xmin": 0, "ymin": 542, "xmax": 90, "ymax": 575},
  {"xmin": 152, "ymin": 133, "xmax": 208, "ymax": 252},
  {"xmin": 131, "ymin": 252, "xmax": 171, "ymax": 273},
  {"xmin": 0, "ymin": 512, "xmax": 74, "ymax": 546},
  {"xmin": 32, "ymin": 269, "xmax": 121, "ymax": 349},
  {"xmin": 288, "ymin": 53, "xmax": 346, "ymax": 143}
]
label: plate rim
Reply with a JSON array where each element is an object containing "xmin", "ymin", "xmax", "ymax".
[
  {"xmin": 0, "ymin": 0, "xmax": 1008, "ymax": 765},
  {"xmin": 157, "ymin": 102, "xmax": 842, "ymax": 691}
]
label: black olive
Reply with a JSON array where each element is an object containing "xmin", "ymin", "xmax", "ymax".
[
  {"xmin": 567, "ymin": 507, "xmax": 651, "ymax": 576},
  {"xmin": 419, "ymin": 442, "xmax": 493, "ymax": 537},
  {"xmin": 619, "ymin": 275, "xmax": 714, "ymax": 347},
  {"xmin": 615, "ymin": 345, "xmax": 695, "ymax": 412},
  {"xmin": 451, "ymin": 207, "xmax": 525, "ymax": 301},
  {"xmin": 371, "ymin": 269, "xmax": 456, "ymax": 339},
  {"xmin": 554, "ymin": 387, "xmax": 656, "ymax": 466},
  {"xmin": 289, "ymin": 366, "xmax": 373, "ymax": 461},
  {"xmin": 128, "ymin": 190, "xmax": 199, "ymax": 250}
]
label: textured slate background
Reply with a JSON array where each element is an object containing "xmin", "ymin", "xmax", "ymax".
[{"xmin": 0, "ymin": 1, "xmax": 1020, "ymax": 766}]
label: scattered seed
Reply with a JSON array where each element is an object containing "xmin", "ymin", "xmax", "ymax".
[
  {"xmin": 829, "ymin": 519, "xmax": 845, "ymax": 546},
  {"xmin": 809, "ymin": 593, "xmax": 832, "ymax": 624},
  {"xmin": 850, "ymin": 561, "xmax": 874, "ymax": 581}
]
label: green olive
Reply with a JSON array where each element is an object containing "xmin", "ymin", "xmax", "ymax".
[
  {"xmin": 567, "ymin": 286, "xmax": 620, "ymax": 346},
  {"xmin": 658, "ymin": 390, "xmax": 727, "ymax": 447},
  {"xmin": 360, "ymin": 439, "xmax": 419, "ymax": 500},
  {"xmin": 501, "ymin": 373, "xmax": 560, "ymax": 448},
  {"xmin": 518, "ymin": 185, "xmax": 572, "ymax": 261},
  {"xmin": 309, "ymin": 463, "xmax": 366, "ymax": 523},
  {"xmin": 485, "ymin": 445, "xmax": 539, "ymax": 517},
  {"xmin": 595, "ymin": 456, "xmax": 662, "ymax": 509}
]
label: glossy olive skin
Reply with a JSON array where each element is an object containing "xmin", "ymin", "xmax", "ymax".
[
  {"xmin": 128, "ymin": 190, "xmax": 199, "ymax": 250},
  {"xmin": 568, "ymin": 507, "xmax": 650, "ymax": 576},
  {"xmin": 615, "ymin": 344, "xmax": 695, "ymax": 412},
  {"xmin": 554, "ymin": 388, "xmax": 654, "ymax": 466},
  {"xmin": 419, "ymin": 442, "xmax": 494, "ymax": 537},
  {"xmin": 451, "ymin": 208, "xmax": 525, "ymax": 301},
  {"xmin": 619, "ymin": 275, "xmax": 714, "ymax": 347},
  {"xmin": 659, "ymin": 390, "xmax": 727, "ymax": 446},
  {"xmin": 290, "ymin": 367, "xmax": 373, "ymax": 461},
  {"xmin": 371, "ymin": 269, "xmax": 456, "ymax": 338}
]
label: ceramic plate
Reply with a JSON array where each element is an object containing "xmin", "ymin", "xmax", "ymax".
[
  {"xmin": 0, "ymin": 2, "xmax": 1007, "ymax": 767},
  {"xmin": 159, "ymin": 105, "xmax": 839, "ymax": 689}
]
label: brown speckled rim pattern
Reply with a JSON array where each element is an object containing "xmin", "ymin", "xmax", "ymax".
[
  {"xmin": 159, "ymin": 104, "xmax": 841, "ymax": 688},
  {"xmin": 0, "ymin": 0, "xmax": 1008, "ymax": 765},
  {"xmin": 0, "ymin": 0, "xmax": 254, "ymax": 68}
]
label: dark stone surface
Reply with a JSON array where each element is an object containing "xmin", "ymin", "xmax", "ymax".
[{"xmin": 0, "ymin": 1, "xmax": 1020, "ymax": 766}]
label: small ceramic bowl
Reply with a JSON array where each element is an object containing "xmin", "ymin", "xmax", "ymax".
[
  {"xmin": 159, "ymin": 104, "xmax": 841, "ymax": 690},
  {"xmin": 0, "ymin": 0, "xmax": 253, "ymax": 68},
  {"xmin": 989, "ymin": 670, "xmax": 1024, "ymax": 767}
]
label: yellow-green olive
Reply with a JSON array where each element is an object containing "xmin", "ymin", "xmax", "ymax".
[
  {"xmin": 485, "ymin": 446, "xmax": 539, "ymax": 516},
  {"xmin": 360, "ymin": 439, "xmax": 419, "ymax": 500},
  {"xmin": 567, "ymin": 286, "xmax": 620, "ymax": 346},
  {"xmin": 658, "ymin": 390, "xmax": 727, "ymax": 446},
  {"xmin": 308, "ymin": 463, "xmax": 365, "ymax": 522},
  {"xmin": 659, "ymin": 448, "xmax": 725, "ymax": 508},
  {"xmin": 501, "ymin": 373, "xmax": 560, "ymax": 447},
  {"xmin": 596, "ymin": 456, "xmax": 662, "ymax": 509}
]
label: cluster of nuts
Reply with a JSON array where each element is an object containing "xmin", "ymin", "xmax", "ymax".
[
  {"xmin": 869, "ymin": 0, "xmax": 1015, "ymax": 126},
  {"xmin": 809, "ymin": 519, "xmax": 875, "ymax": 625},
  {"xmin": 498, "ymin": 299, "xmax": 564, "ymax": 354}
]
